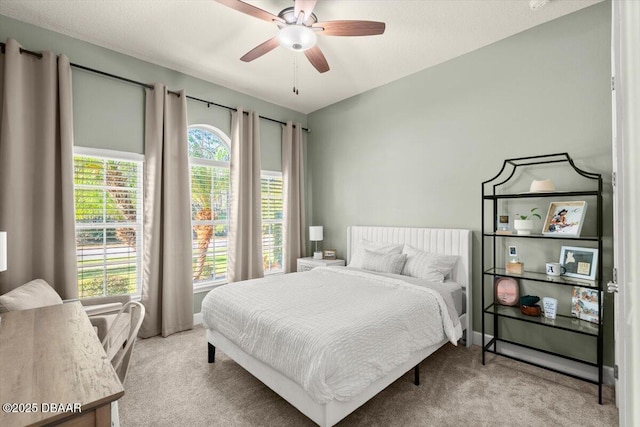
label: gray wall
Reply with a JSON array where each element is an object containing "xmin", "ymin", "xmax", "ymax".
[{"xmin": 307, "ymin": 3, "xmax": 613, "ymax": 363}]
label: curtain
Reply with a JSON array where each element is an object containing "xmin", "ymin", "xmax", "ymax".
[
  {"xmin": 0, "ymin": 38, "xmax": 77, "ymax": 298},
  {"xmin": 140, "ymin": 83, "xmax": 193, "ymax": 338},
  {"xmin": 282, "ymin": 122, "xmax": 306, "ymax": 273},
  {"xmin": 228, "ymin": 108, "xmax": 264, "ymax": 282}
]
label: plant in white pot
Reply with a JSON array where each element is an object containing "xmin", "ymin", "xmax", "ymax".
[{"xmin": 514, "ymin": 208, "xmax": 541, "ymax": 235}]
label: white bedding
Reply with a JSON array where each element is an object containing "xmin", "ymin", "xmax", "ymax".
[{"xmin": 202, "ymin": 267, "xmax": 462, "ymax": 405}]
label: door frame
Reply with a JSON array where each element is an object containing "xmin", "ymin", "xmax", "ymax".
[{"xmin": 611, "ymin": 1, "xmax": 639, "ymax": 426}]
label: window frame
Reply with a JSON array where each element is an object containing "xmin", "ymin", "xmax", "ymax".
[{"xmin": 73, "ymin": 146, "xmax": 145, "ymax": 298}]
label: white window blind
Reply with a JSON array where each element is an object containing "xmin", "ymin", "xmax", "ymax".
[
  {"xmin": 73, "ymin": 151, "xmax": 143, "ymax": 298},
  {"xmin": 262, "ymin": 171, "xmax": 284, "ymax": 275}
]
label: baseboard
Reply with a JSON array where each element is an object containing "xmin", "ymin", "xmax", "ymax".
[
  {"xmin": 194, "ymin": 312, "xmax": 203, "ymax": 326},
  {"xmin": 472, "ymin": 331, "xmax": 614, "ymax": 385}
]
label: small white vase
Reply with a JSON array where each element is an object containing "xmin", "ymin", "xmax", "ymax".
[{"xmin": 514, "ymin": 219, "xmax": 535, "ymax": 235}]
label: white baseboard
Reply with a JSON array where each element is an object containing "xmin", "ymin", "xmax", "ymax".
[
  {"xmin": 472, "ymin": 331, "xmax": 614, "ymax": 385},
  {"xmin": 194, "ymin": 312, "xmax": 203, "ymax": 326}
]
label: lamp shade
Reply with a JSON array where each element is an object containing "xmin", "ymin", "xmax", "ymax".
[
  {"xmin": 278, "ymin": 25, "xmax": 318, "ymax": 52},
  {"xmin": 0, "ymin": 231, "xmax": 6, "ymax": 272},
  {"xmin": 309, "ymin": 226, "xmax": 323, "ymax": 242}
]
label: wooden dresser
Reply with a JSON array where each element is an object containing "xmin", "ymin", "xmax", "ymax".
[{"xmin": 0, "ymin": 302, "xmax": 124, "ymax": 427}]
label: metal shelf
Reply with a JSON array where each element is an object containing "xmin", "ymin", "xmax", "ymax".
[
  {"xmin": 484, "ymin": 268, "xmax": 598, "ymax": 288},
  {"xmin": 483, "ymin": 190, "xmax": 599, "ymax": 200},
  {"xmin": 483, "ymin": 233, "xmax": 599, "ymax": 242},
  {"xmin": 483, "ymin": 303, "xmax": 599, "ymax": 336},
  {"xmin": 481, "ymin": 152, "xmax": 604, "ymax": 404}
]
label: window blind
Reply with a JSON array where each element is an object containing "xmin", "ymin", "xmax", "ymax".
[
  {"xmin": 74, "ymin": 154, "xmax": 143, "ymax": 298},
  {"xmin": 262, "ymin": 172, "xmax": 284, "ymax": 274},
  {"xmin": 191, "ymin": 163, "xmax": 230, "ymax": 284}
]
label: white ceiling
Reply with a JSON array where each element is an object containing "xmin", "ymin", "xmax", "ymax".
[{"xmin": 0, "ymin": 0, "xmax": 601, "ymax": 114}]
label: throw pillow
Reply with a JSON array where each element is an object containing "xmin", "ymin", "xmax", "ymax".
[{"xmin": 0, "ymin": 279, "xmax": 63, "ymax": 313}]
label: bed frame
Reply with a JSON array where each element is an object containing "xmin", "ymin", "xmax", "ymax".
[{"xmin": 206, "ymin": 226, "xmax": 472, "ymax": 427}]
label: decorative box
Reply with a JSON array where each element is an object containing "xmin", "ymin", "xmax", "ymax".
[{"xmin": 505, "ymin": 261, "xmax": 523, "ymax": 275}]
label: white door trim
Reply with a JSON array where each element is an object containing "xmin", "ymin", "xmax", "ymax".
[{"xmin": 611, "ymin": 2, "xmax": 639, "ymax": 426}]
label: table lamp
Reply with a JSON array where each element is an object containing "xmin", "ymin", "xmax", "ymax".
[
  {"xmin": 0, "ymin": 231, "xmax": 6, "ymax": 272},
  {"xmin": 309, "ymin": 226, "xmax": 323, "ymax": 260}
]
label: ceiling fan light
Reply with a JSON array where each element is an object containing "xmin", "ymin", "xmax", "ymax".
[{"xmin": 278, "ymin": 25, "xmax": 317, "ymax": 52}]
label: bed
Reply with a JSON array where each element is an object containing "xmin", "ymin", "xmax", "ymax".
[{"xmin": 202, "ymin": 226, "xmax": 472, "ymax": 426}]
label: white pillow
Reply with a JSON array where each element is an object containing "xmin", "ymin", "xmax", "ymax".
[
  {"xmin": 401, "ymin": 245, "xmax": 459, "ymax": 283},
  {"xmin": 0, "ymin": 279, "xmax": 63, "ymax": 313},
  {"xmin": 360, "ymin": 250, "xmax": 408, "ymax": 275},
  {"xmin": 349, "ymin": 240, "xmax": 404, "ymax": 268}
]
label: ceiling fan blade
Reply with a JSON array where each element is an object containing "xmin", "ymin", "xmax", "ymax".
[
  {"xmin": 313, "ymin": 20, "xmax": 386, "ymax": 36},
  {"xmin": 304, "ymin": 45, "xmax": 330, "ymax": 73},
  {"xmin": 240, "ymin": 37, "xmax": 280, "ymax": 62},
  {"xmin": 294, "ymin": 0, "xmax": 317, "ymax": 23},
  {"xmin": 215, "ymin": 0, "xmax": 283, "ymax": 24}
]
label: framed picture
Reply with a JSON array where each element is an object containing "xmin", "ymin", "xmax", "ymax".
[
  {"xmin": 571, "ymin": 286, "xmax": 600, "ymax": 324},
  {"xmin": 559, "ymin": 246, "xmax": 598, "ymax": 280},
  {"xmin": 508, "ymin": 246, "xmax": 517, "ymax": 257},
  {"xmin": 322, "ymin": 249, "xmax": 336, "ymax": 260},
  {"xmin": 542, "ymin": 201, "xmax": 587, "ymax": 237},
  {"xmin": 497, "ymin": 214, "xmax": 510, "ymax": 231}
]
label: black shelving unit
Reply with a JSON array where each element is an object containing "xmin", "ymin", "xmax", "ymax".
[{"xmin": 481, "ymin": 152, "xmax": 604, "ymax": 403}]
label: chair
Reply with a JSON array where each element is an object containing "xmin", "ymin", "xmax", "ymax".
[
  {"xmin": 102, "ymin": 301, "xmax": 145, "ymax": 427},
  {"xmin": 80, "ymin": 294, "xmax": 132, "ymax": 343},
  {"xmin": 102, "ymin": 301, "xmax": 145, "ymax": 383},
  {"xmin": 0, "ymin": 279, "xmax": 130, "ymax": 342}
]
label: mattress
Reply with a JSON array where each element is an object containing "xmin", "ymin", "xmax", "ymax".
[{"xmin": 202, "ymin": 267, "xmax": 461, "ymax": 404}]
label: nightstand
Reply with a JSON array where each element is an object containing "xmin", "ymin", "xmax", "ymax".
[{"xmin": 296, "ymin": 257, "xmax": 346, "ymax": 272}]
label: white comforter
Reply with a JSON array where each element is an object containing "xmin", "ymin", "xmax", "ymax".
[{"xmin": 202, "ymin": 267, "xmax": 461, "ymax": 404}]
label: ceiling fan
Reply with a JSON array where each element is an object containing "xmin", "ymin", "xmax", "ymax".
[{"xmin": 215, "ymin": 0, "xmax": 386, "ymax": 73}]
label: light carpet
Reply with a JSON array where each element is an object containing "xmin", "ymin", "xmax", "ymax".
[{"xmin": 119, "ymin": 326, "xmax": 618, "ymax": 426}]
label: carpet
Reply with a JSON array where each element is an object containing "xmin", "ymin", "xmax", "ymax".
[{"xmin": 119, "ymin": 326, "xmax": 618, "ymax": 426}]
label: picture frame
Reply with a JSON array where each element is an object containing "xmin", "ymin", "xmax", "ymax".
[
  {"xmin": 322, "ymin": 249, "xmax": 336, "ymax": 260},
  {"xmin": 497, "ymin": 214, "xmax": 510, "ymax": 231},
  {"xmin": 571, "ymin": 286, "xmax": 600, "ymax": 324},
  {"xmin": 559, "ymin": 246, "xmax": 598, "ymax": 280},
  {"xmin": 541, "ymin": 201, "xmax": 587, "ymax": 237}
]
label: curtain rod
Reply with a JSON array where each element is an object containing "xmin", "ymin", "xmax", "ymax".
[{"xmin": 0, "ymin": 42, "xmax": 310, "ymax": 133}]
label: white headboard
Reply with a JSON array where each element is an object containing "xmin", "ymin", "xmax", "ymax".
[{"xmin": 347, "ymin": 226, "xmax": 472, "ymax": 287}]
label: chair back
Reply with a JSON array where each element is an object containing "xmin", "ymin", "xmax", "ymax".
[{"xmin": 101, "ymin": 301, "xmax": 145, "ymax": 384}]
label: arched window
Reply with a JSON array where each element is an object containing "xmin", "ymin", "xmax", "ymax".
[
  {"xmin": 188, "ymin": 124, "xmax": 284, "ymax": 285},
  {"xmin": 188, "ymin": 125, "xmax": 231, "ymax": 285}
]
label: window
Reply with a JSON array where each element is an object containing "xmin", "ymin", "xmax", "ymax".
[
  {"xmin": 188, "ymin": 125, "xmax": 285, "ymax": 285},
  {"xmin": 73, "ymin": 149, "xmax": 143, "ymax": 298},
  {"xmin": 261, "ymin": 171, "xmax": 284, "ymax": 274},
  {"xmin": 189, "ymin": 125, "xmax": 231, "ymax": 286}
]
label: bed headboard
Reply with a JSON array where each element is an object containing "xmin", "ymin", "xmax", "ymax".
[{"xmin": 347, "ymin": 226, "xmax": 472, "ymax": 288}]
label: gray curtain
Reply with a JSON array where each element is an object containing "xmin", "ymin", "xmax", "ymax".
[
  {"xmin": 228, "ymin": 108, "xmax": 264, "ymax": 282},
  {"xmin": 0, "ymin": 38, "xmax": 77, "ymax": 298},
  {"xmin": 140, "ymin": 83, "xmax": 193, "ymax": 338},
  {"xmin": 282, "ymin": 122, "xmax": 306, "ymax": 273}
]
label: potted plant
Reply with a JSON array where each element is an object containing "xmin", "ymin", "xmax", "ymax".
[{"xmin": 514, "ymin": 208, "xmax": 541, "ymax": 235}]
